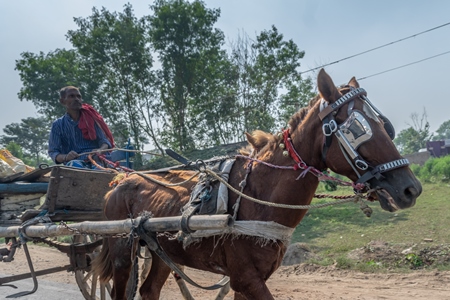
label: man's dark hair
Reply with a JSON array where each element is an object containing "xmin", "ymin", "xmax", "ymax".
[{"xmin": 59, "ymin": 86, "xmax": 79, "ymax": 99}]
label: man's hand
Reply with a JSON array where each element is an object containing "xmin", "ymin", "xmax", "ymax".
[
  {"xmin": 65, "ymin": 151, "xmax": 79, "ymax": 161},
  {"xmin": 92, "ymin": 143, "xmax": 110, "ymax": 155}
]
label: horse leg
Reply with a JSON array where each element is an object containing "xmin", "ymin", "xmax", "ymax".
[
  {"xmin": 139, "ymin": 251, "xmax": 172, "ymax": 300},
  {"xmin": 108, "ymin": 238, "xmax": 134, "ymax": 300},
  {"xmin": 135, "ymin": 248, "xmax": 151, "ymax": 300},
  {"xmin": 224, "ymin": 247, "xmax": 276, "ymax": 300},
  {"xmin": 172, "ymin": 270, "xmax": 195, "ymax": 300},
  {"xmin": 230, "ymin": 274, "xmax": 273, "ymax": 300}
]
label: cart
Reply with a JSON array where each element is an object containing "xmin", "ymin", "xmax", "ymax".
[{"xmin": 0, "ymin": 165, "xmax": 231, "ymax": 299}]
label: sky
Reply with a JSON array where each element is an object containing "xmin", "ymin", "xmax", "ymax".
[{"xmin": 1, "ymin": 0, "xmax": 449, "ymax": 148}]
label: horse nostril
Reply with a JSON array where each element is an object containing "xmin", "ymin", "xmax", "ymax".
[{"xmin": 404, "ymin": 186, "xmax": 419, "ymax": 199}]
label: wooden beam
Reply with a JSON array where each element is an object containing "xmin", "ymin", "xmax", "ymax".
[{"xmin": 0, "ymin": 215, "xmax": 233, "ymax": 238}]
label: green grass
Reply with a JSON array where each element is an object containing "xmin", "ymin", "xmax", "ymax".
[{"xmin": 292, "ymin": 182, "xmax": 450, "ymax": 270}]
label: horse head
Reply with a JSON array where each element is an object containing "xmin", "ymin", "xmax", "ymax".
[{"xmin": 313, "ymin": 69, "xmax": 422, "ymax": 211}]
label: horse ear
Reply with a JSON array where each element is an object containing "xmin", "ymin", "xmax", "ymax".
[
  {"xmin": 245, "ymin": 132, "xmax": 257, "ymax": 148},
  {"xmin": 317, "ymin": 69, "xmax": 341, "ymax": 103},
  {"xmin": 347, "ymin": 76, "xmax": 360, "ymax": 88}
]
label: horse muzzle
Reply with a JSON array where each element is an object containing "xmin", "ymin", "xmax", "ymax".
[{"xmin": 368, "ymin": 168, "xmax": 422, "ymax": 212}]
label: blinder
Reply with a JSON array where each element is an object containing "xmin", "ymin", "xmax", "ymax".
[
  {"xmin": 360, "ymin": 94, "xmax": 396, "ymax": 140},
  {"xmin": 319, "ymin": 87, "xmax": 407, "ymax": 186},
  {"xmin": 338, "ymin": 110, "xmax": 373, "ymax": 150}
]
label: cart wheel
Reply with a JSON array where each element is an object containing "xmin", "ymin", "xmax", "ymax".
[
  {"xmin": 73, "ymin": 235, "xmax": 139, "ymax": 300},
  {"xmin": 1, "ymin": 237, "xmax": 18, "ymax": 262}
]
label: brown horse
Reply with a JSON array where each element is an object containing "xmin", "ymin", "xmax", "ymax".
[{"xmin": 93, "ymin": 69, "xmax": 422, "ymax": 299}]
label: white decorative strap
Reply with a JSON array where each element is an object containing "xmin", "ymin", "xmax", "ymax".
[{"xmin": 377, "ymin": 158, "xmax": 409, "ymax": 173}]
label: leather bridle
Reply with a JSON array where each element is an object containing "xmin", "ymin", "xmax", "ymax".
[{"xmin": 318, "ymin": 87, "xmax": 409, "ymax": 186}]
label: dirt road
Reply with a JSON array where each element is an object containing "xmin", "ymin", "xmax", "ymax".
[{"xmin": 2, "ymin": 245, "xmax": 450, "ymax": 299}]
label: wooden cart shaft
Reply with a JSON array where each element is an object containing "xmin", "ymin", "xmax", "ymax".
[{"xmin": 0, "ymin": 214, "xmax": 233, "ymax": 238}]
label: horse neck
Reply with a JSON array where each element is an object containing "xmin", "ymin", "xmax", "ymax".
[
  {"xmin": 229, "ymin": 117, "xmax": 325, "ymax": 228},
  {"xmin": 290, "ymin": 104, "xmax": 328, "ymax": 169}
]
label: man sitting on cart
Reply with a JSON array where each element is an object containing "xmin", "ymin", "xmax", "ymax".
[{"xmin": 48, "ymin": 86, "xmax": 115, "ymax": 169}]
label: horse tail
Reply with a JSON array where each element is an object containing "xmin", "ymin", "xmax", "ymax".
[{"xmin": 92, "ymin": 238, "xmax": 113, "ymax": 282}]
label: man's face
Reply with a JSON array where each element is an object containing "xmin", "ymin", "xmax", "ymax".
[{"xmin": 61, "ymin": 88, "xmax": 82, "ymax": 111}]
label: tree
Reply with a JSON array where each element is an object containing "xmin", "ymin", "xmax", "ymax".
[
  {"xmin": 16, "ymin": 4, "xmax": 162, "ymax": 166},
  {"xmin": 433, "ymin": 120, "xmax": 450, "ymax": 140},
  {"xmin": 394, "ymin": 109, "xmax": 432, "ymax": 154},
  {"xmin": 5, "ymin": 142, "xmax": 24, "ymax": 160},
  {"xmin": 15, "ymin": 49, "xmax": 85, "ymax": 119},
  {"xmin": 13, "ymin": 1, "xmax": 314, "ymax": 156},
  {"xmin": 229, "ymin": 27, "xmax": 314, "ymax": 135},
  {"xmin": 67, "ymin": 4, "xmax": 161, "ymax": 165},
  {"xmin": 67, "ymin": 4, "xmax": 162, "ymax": 164},
  {"xmin": 0, "ymin": 117, "xmax": 50, "ymax": 164},
  {"xmin": 148, "ymin": 0, "xmax": 228, "ymax": 151}
]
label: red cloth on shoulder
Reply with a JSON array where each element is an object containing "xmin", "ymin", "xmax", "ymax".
[{"xmin": 78, "ymin": 103, "xmax": 115, "ymax": 148}]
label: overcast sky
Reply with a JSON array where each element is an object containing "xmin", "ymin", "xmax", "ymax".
[{"xmin": 1, "ymin": 0, "xmax": 449, "ymax": 148}]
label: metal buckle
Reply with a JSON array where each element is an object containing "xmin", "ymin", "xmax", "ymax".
[
  {"xmin": 355, "ymin": 159, "xmax": 369, "ymax": 170},
  {"xmin": 322, "ymin": 120, "xmax": 337, "ymax": 136}
]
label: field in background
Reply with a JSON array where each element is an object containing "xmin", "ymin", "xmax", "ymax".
[{"xmin": 291, "ymin": 182, "xmax": 450, "ymax": 271}]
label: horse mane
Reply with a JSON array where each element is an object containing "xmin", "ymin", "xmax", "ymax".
[
  {"xmin": 287, "ymin": 95, "xmax": 321, "ymax": 130},
  {"xmin": 287, "ymin": 85, "xmax": 351, "ymax": 130},
  {"xmin": 239, "ymin": 130, "xmax": 277, "ymax": 155},
  {"xmin": 240, "ymin": 94, "xmax": 322, "ymax": 156}
]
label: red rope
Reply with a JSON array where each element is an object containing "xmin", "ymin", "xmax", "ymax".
[{"xmin": 99, "ymin": 155, "xmax": 135, "ymax": 173}]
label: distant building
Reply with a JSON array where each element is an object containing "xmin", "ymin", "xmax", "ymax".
[{"xmin": 426, "ymin": 139, "xmax": 450, "ymax": 157}]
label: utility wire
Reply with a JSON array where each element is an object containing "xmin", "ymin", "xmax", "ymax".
[
  {"xmin": 357, "ymin": 50, "xmax": 450, "ymax": 81},
  {"xmin": 300, "ymin": 21, "xmax": 450, "ymax": 75}
]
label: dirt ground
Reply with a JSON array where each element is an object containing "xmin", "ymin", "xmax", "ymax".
[{"xmin": 2, "ymin": 243, "xmax": 450, "ymax": 299}]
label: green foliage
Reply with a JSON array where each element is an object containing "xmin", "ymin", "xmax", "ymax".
[
  {"xmin": 394, "ymin": 109, "xmax": 432, "ymax": 154},
  {"xmin": 334, "ymin": 256, "xmax": 354, "ymax": 269},
  {"xmin": 409, "ymin": 163, "xmax": 421, "ymax": 177},
  {"xmin": 433, "ymin": 120, "xmax": 450, "ymax": 140},
  {"xmin": 67, "ymin": 4, "xmax": 158, "ymax": 158},
  {"xmin": 5, "ymin": 142, "xmax": 23, "ymax": 159},
  {"xmin": 229, "ymin": 27, "xmax": 313, "ymax": 135},
  {"xmin": 405, "ymin": 253, "xmax": 423, "ymax": 268},
  {"xmin": 149, "ymin": 0, "xmax": 229, "ymax": 151},
  {"xmin": 355, "ymin": 260, "xmax": 382, "ymax": 273},
  {"xmin": 0, "ymin": 117, "xmax": 51, "ymax": 165},
  {"xmin": 15, "ymin": 49, "xmax": 84, "ymax": 119},
  {"xmin": 13, "ymin": 1, "xmax": 314, "ymax": 155},
  {"xmin": 414, "ymin": 156, "xmax": 450, "ymax": 183},
  {"xmin": 394, "ymin": 125, "xmax": 431, "ymax": 154}
]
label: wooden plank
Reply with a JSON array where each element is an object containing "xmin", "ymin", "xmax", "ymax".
[
  {"xmin": 0, "ymin": 172, "xmax": 24, "ymax": 183},
  {"xmin": 45, "ymin": 167, "xmax": 115, "ymax": 212},
  {"xmin": 1, "ymin": 193, "xmax": 45, "ymax": 205},
  {"xmin": 1, "ymin": 199, "xmax": 40, "ymax": 211},
  {"xmin": 1, "ymin": 211, "xmax": 21, "ymax": 224},
  {"xmin": 20, "ymin": 209, "xmax": 104, "ymax": 222},
  {"xmin": 13, "ymin": 166, "xmax": 52, "ymax": 183},
  {"xmin": 0, "ymin": 214, "xmax": 233, "ymax": 238}
]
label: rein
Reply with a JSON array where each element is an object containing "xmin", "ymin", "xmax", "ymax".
[{"xmin": 128, "ymin": 162, "xmax": 369, "ymax": 212}]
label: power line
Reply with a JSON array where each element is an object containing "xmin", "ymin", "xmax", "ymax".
[
  {"xmin": 300, "ymin": 21, "xmax": 450, "ymax": 75},
  {"xmin": 357, "ymin": 50, "xmax": 450, "ymax": 81}
]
